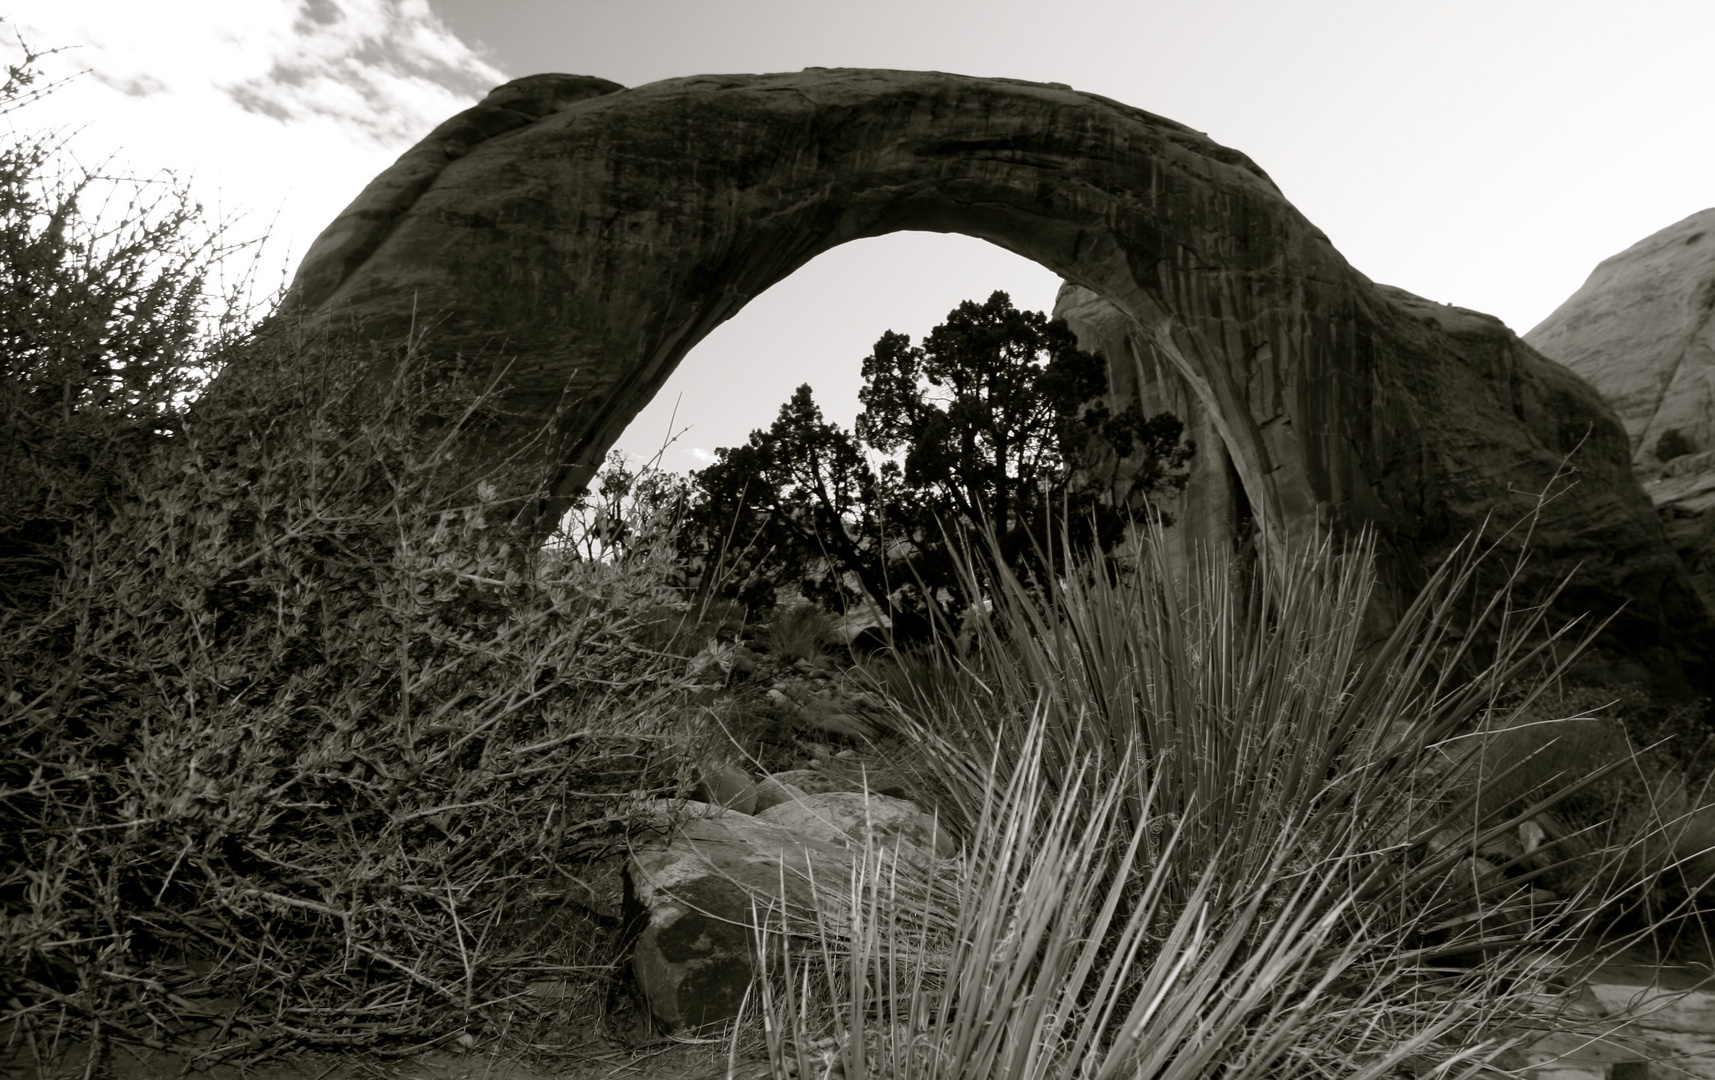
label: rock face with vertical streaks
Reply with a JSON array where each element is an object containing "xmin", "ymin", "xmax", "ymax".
[
  {"xmin": 1524, "ymin": 208, "xmax": 1715, "ymax": 614},
  {"xmin": 261, "ymin": 67, "xmax": 1710, "ymax": 695}
]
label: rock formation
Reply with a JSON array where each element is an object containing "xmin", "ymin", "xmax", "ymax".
[
  {"xmin": 625, "ymin": 804, "xmax": 856, "ymax": 1032},
  {"xmin": 266, "ymin": 67, "xmax": 1710, "ymax": 694},
  {"xmin": 626, "ymin": 789, "xmax": 947, "ymax": 1032},
  {"xmin": 1524, "ymin": 208, "xmax": 1715, "ymax": 614},
  {"xmin": 625, "ymin": 742, "xmax": 1715, "ymax": 1034}
]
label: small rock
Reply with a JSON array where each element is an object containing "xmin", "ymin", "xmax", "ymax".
[
  {"xmin": 747, "ymin": 776, "xmax": 808, "ymax": 813},
  {"xmin": 694, "ymin": 762, "xmax": 758, "ymax": 814},
  {"xmin": 1521, "ymin": 818, "xmax": 1548, "ymax": 855},
  {"xmin": 769, "ymin": 769, "xmax": 842, "ymax": 795}
]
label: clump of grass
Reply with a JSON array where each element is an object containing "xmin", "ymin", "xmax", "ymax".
[
  {"xmin": 764, "ymin": 603, "xmax": 836, "ymax": 665},
  {"xmin": 751, "ymin": 516, "xmax": 1696, "ymax": 1079},
  {"xmin": 0, "ymin": 323, "xmax": 697, "ymax": 1066}
]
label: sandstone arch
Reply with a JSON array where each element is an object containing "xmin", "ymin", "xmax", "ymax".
[{"xmin": 273, "ymin": 68, "xmax": 1710, "ymax": 693}]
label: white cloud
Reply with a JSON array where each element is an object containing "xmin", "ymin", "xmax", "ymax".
[
  {"xmin": 689, "ymin": 448, "xmax": 715, "ymax": 464},
  {"xmin": 215, "ymin": 0, "xmax": 501, "ymax": 146},
  {"xmin": 1, "ymin": 0, "xmax": 508, "ymax": 300}
]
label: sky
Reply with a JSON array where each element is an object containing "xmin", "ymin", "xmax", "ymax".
[{"xmin": 5, "ymin": 0, "xmax": 1712, "ymax": 474}]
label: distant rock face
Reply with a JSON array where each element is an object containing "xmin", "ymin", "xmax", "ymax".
[
  {"xmin": 1525, "ymin": 209, "xmax": 1715, "ymax": 464},
  {"xmin": 270, "ymin": 67, "xmax": 1710, "ymax": 696},
  {"xmin": 1524, "ymin": 208, "xmax": 1715, "ymax": 613}
]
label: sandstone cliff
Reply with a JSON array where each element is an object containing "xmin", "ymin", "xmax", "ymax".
[{"xmin": 1524, "ymin": 208, "xmax": 1715, "ymax": 617}]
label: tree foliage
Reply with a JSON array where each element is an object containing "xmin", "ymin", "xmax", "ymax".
[
  {"xmin": 680, "ymin": 384, "xmax": 898, "ymax": 618},
  {"xmin": 683, "ymin": 290, "xmax": 1194, "ymax": 638}
]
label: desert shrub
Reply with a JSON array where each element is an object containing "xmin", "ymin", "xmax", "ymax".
[
  {"xmin": 752, "ymin": 519, "xmax": 1682, "ymax": 1080},
  {"xmin": 0, "ymin": 34, "xmax": 256, "ymax": 614},
  {"xmin": 0, "ymin": 325, "xmax": 696, "ymax": 1063},
  {"xmin": 551, "ymin": 448, "xmax": 689, "ymax": 568}
]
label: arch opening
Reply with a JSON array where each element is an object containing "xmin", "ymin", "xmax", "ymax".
[{"xmin": 612, "ymin": 232, "xmax": 1063, "ymax": 477}]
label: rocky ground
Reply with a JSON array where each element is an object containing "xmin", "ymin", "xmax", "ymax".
[{"xmin": 1510, "ymin": 940, "xmax": 1715, "ymax": 1080}]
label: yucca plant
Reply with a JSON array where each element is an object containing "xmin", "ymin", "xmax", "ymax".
[{"xmin": 749, "ymin": 511, "xmax": 1691, "ymax": 1079}]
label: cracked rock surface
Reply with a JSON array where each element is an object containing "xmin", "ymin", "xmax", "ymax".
[{"xmin": 1513, "ymin": 945, "xmax": 1715, "ymax": 1079}]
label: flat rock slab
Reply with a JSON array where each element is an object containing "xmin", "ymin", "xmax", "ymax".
[
  {"xmin": 1513, "ymin": 976, "xmax": 1715, "ymax": 1079},
  {"xmin": 755, "ymin": 790, "xmax": 956, "ymax": 860}
]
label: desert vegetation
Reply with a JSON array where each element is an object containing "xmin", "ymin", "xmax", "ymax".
[
  {"xmin": 669, "ymin": 289, "xmax": 1193, "ymax": 640},
  {"xmin": 3, "ymin": 36, "xmax": 1714, "ymax": 1080},
  {"xmin": 748, "ymin": 515, "xmax": 1715, "ymax": 1080}
]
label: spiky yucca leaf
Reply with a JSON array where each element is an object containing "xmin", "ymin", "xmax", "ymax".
[{"xmin": 755, "ymin": 518, "xmax": 1652, "ymax": 1079}]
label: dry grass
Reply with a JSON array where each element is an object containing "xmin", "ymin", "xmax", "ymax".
[{"xmin": 764, "ymin": 603, "xmax": 837, "ymax": 665}]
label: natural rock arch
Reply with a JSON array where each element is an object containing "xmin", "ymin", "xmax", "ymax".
[{"xmin": 272, "ymin": 67, "xmax": 1709, "ymax": 693}]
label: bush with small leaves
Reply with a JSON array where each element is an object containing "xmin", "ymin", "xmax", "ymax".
[
  {"xmin": 1, "ymin": 326, "xmax": 699, "ymax": 1061},
  {"xmin": 0, "ymin": 34, "xmax": 257, "ymax": 613}
]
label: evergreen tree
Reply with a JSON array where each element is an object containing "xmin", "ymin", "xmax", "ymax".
[{"xmin": 684, "ymin": 290, "xmax": 1194, "ymax": 639}]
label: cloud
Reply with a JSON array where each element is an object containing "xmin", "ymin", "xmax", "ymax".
[
  {"xmin": 215, "ymin": 0, "xmax": 503, "ymax": 146},
  {"xmin": 689, "ymin": 448, "xmax": 716, "ymax": 464},
  {"xmin": 0, "ymin": 0, "xmax": 509, "ymax": 293},
  {"xmin": 92, "ymin": 72, "xmax": 168, "ymax": 98}
]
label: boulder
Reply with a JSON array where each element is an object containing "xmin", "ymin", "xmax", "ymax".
[
  {"xmin": 624, "ymin": 803, "xmax": 854, "ymax": 1032},
  {"xmin": 746, "ymin": 775, "xmax": 808, "ymax": 813},
  {"xmin": 765, "ymin": 768, "xmax": 844, "ymax": 796},
  {"xmin": 754, "ymin": 790, "xmax": 956, "ymax": 860},
  {"xmin": 1524, "ymin": 209, "xmax": 1715, "ymax": 617},
  {"xmin": 692, "ymin": 761, "xmax": 757, "ymax": 814},
  {"xmin": 264, "ymin": 67, "xmax": 1710, "ymax": 696}
]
